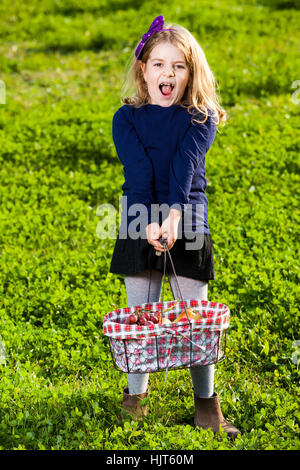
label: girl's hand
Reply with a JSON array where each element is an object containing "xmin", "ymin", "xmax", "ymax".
[
  {"xmin": 145, "ymin": 222, "xmax": 163, "ymax": 252},
  {"xmin": 160, "ymin": 208, "xmax": 182, "ymax": 251}
]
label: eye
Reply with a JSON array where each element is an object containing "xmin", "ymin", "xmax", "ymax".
[{"xmin": 154, "ymin": 63, "xmax": 185, "ymax": 69}]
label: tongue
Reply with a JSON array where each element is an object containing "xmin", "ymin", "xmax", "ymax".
[{"xmin": 161, "ymin": 85, "xmax": 173, "ymax": 96}]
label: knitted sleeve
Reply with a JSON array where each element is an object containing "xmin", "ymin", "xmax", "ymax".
[
  {"xmin": 168, "ymin": 115, "xmax": 217, "ymax": 210},
  {"xmin": 112, "ymin": 107, "xmax": 155, "ymax": 225}
]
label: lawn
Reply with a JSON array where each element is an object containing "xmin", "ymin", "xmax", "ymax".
[{"xmin": 0, "ymin": 0, "xmax": 299, "ymax": 450}]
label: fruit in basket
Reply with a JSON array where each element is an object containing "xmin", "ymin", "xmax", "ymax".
[
  {"xmin": 123, "ymin": 304, "xmax": 195, "ymax": 326},
  {"xmin": 130, "ymin": 314, "xmax": 138, "ymax": 324},
  {"xmin": 173, "ymin": 310, "xmax": 189, "ymax": 323},
  {"xmin": 173, "ymin": 308, "xmax": 200, "ymax": 323},
  {"xmin": 138, "ymin": 316, "xmax": 147, "ymax": 325},
  {"xmin": 176, "ymin": 315, "xmax": 188, "ymax": 323},
  {"xmin": 124, "ymin": 308, "xmax": 161, "ymax": 326},
  {"xmin": 124, "ymin": 299, "xmax": 201, "ymax": 326},
  {"xmin": 149, "ymin": 314, "xmax": 159, "ymax": 324},
  {"xmin": 124, "ymin": 314, "xmax": 138, "ymax": 324}
]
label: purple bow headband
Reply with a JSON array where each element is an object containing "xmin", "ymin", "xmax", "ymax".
[{"xmin": 135, "ymin": 15, "xmax": 174, "ymax": 60}]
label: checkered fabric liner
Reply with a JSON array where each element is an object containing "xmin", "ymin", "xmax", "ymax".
[{"xmin": 103, "ymin": 299, "xmax": 230, "ymax": 373}]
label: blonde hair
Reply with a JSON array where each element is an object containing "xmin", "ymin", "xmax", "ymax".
[{"xmin": 120, "ymin": 22, "xmax": 227, "ymax": 127}]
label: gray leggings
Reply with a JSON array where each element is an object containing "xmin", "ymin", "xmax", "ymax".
[{"xmin": 124, "ymin": 269, "xmax": 214, "ymax": 398}]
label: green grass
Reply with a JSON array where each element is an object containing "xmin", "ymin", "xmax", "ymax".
[{"xmin": 0, "ymin": 0, "xmax": 299, "ymax": 450}]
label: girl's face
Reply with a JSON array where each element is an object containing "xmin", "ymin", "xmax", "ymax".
[{"xmin": 140, "ymin": 42, "xmax": 190, "ymax": 107}]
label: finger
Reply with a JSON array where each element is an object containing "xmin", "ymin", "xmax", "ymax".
[
  {"xmin": 153, "ymin": 244, "xmax": 163, "ymax": 251},
  {"xmin": 164, "ymin": 236, "xmax": 172, "ymax": 249},
  {"xmin": 150, "ymin": 239, "xmax": 164, "ymax": 251},
  {"xmin": 152, "ymin": 240, "xmax": 166, "ymax": 251},
  {"xmin": 148, "ymin": 232, "xmax": 159, "ymax": 241},
  {"xmin": 155, "ymin": 241, "xmax": 165, "ymax": 250},
  {"xmin": 168, "ymin": 238, "xmax": 176, "ymax": 250},
  {"xmin": 147, "ymin": 232, "xmax": 160, "ymax": 243}
]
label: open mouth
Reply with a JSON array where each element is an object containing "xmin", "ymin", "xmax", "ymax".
[{"xmin": 159, "ymin": 83, "xmax": 174, "ymax": 96}]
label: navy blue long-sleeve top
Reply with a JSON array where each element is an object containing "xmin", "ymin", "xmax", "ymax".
[{"xmin": 112, "ymin": 103, "xmax": 217, "ymax": 237}]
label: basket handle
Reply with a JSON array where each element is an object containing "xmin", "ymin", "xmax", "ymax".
[{"xmin": 147, "ymin": 237, "xmax": 191, "ymax": 323}]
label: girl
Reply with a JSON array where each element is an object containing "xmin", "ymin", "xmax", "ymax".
[{"xmin": 109, "ymin": 15, "xmax": 241, "ymax": 439}]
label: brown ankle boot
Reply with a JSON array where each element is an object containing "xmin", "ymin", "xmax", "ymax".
[
  {"xmin": 194, "ymin": 392, "xmax": 241, "ymax": 439},
  {"xmin": 121, "ymin": 387, "xmax": 149, "ymax": 419}
]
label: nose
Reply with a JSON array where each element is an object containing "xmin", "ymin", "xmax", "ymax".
[{"xmin": 164, "ymin": 66, "xmax": 175, "ymax": 76}]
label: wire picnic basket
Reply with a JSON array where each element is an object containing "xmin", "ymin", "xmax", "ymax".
[{"xmin": 103, "ymin": 238, "xmax": 229, "ymax": 374}]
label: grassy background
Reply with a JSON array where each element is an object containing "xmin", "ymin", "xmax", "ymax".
[{"xmin": 0, "ymin": 0, "xmax": 299, "ymax": 450}]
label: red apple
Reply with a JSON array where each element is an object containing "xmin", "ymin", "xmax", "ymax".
[
  {"xmin": 149, "ymin": 315, "xmax": 159, "ymax": 324},
  {"xmin": 128, "ymin": 314, "xmax": 138, "ymax": 324}
]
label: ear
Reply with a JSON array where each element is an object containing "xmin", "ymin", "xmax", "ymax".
[{"xmin": 140, "ymin": 62, "xmax": 146, "ymax": 80}]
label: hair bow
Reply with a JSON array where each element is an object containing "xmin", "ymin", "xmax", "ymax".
[{"xmin": 135, "ymin": 15, "xmax": 173, "ymax": 60}]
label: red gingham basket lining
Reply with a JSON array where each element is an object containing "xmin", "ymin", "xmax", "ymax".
[
  {"xmin": 103, "ymin": 299, "xmax": 229, "ymax": 340},
  {"xmin": 103, "ymin": 299, "xmax": 229, "ymax": 372}
]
